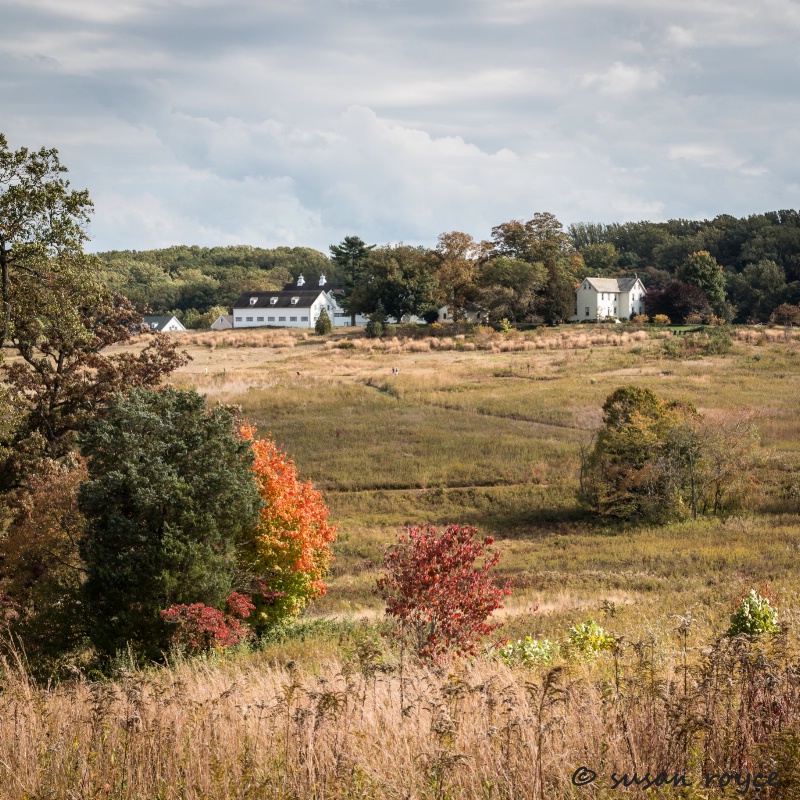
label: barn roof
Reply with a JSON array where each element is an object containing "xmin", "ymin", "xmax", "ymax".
[{"xmin": 232, "ymin": 290, "xmax": 327, "ymax": 310}]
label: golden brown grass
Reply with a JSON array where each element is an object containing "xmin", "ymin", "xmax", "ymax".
[
  {"xmin": 6, "ymin": 323, "xmax": 800, "ymax": 797},
  {"xmin": 3, "ymin": 626, "xmax": 800, "ymax": 800}
]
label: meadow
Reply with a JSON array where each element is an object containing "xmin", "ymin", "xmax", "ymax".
[
  {"xmin": 164, "ymin": 324, "xmax": 800, "ymax": 646},
  {"xmin": 3, "ymin": 322, "xmax": 800, "ymax": 799}
]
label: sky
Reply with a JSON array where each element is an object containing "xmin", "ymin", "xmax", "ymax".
[{"xmin": 2, "ymin": 0, "xmax": 800, "ymax": 254}]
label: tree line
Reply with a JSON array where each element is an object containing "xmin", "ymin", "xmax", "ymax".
[
  {"xmin": 96, "ymin": 210, "xmax": 800, "ymax": 328},
  {"xmin": 569, "ymin": 212, "xmax": 800, "ymax": 323}
]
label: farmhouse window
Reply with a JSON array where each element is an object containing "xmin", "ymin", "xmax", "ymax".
[
  {"xmin": 257, "ymin": 316, "xmax": 264, "ymax": 322},
  {"xmin": 301, "ymin": 316, "xmax": 308, "ymax": 321},
  {"xmin": 279, "ymin": 316, "xmax": 286, "ymax": 322},
  {"xmin": 249, "ymin": 297, "xmax": 257, "ymax": 306},
  {"xmin": 290, "ymin": 316, "xmax": 297, "ymax": 322},
  {"xmin": 270, "ymin": 297, "xmax": 278, "ymax": 305},
  {"xmin": 246, "ymin": 317, "xmax": 253, "ymax": 322},
  {"xmin": 235, "ymin": 317, "xmax": 242, "ymax": 322},
  {"xmin": 268, "ymin": 316, "xmax": 275, "ymax": 321},
  {"xmin": 291, "ymin": 297, "xmax": 299, "ymax": 305},
  {"xmin": 585, "ymin": 307, "xmax": 590, "ymax": 317}
]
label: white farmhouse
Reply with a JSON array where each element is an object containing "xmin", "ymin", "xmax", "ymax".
[
  {"xmin": 232, "ymin": 275, "xmax": 348, "ymax": 329},
  {"xmin": 570, "ymin": 277, "xmax": 647, "ymax": 322}
]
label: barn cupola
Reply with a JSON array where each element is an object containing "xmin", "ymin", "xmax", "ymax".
[
  {"xmin": 319, "ymin": 275, "xmax": 326, "ymax": 286},
  {"xmin": 296, "ymin": 274, "xmax": 305, "ymax": 287}
]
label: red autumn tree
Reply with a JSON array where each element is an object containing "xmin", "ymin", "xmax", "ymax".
[
  {"xmin": 375, "ymin": 524, "xmax": 512, "ymax": 662},
  {"xmin": 239, "ymin": 424, "xmax": 337, "ymax": 633},
  {"xmin": 161, "ymin": 592, "xmax": 255, "ymax": 653}
]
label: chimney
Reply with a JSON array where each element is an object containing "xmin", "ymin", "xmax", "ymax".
[
  {"xmin": 296, "ymin": 274, "xmax": 305, "ymax": 287},
  {"xmin": 319, "ymin": 274, "xmax": 326, "ymax": 286}
]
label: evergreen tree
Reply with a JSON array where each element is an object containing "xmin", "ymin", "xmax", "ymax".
[
  {"xmin": 329, "ymin": 236, "xmax": 374, "ymax": 325},
  {"xmin": 78, "ymin": 388, "xmax": 261, "ymax": 661},
  {"xmin": 315, "ymin": 307, "xmax": 332, "ymax": 335},
  {"xmin": 365, "ymin": 301, "xmax": 388, "ymax": 338}
]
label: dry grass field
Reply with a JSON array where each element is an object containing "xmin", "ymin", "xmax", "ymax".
[
  {"xmin": 154, "ymin": 324, "xmax": 800, "ymax": 646},
  {"xmin": 5, "ymin": 322, "xmax": 800, "ymax": 798}
]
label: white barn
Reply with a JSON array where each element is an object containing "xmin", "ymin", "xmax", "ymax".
[
  {"xmin": 570, "ymin": 277, "xmax": 647, "ymax": 322},
  {"xmin": 232, "ymin": 275, "xmax": 346, "ymax": 329}
]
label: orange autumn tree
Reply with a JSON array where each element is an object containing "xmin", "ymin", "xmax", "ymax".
[{"xmin": 239, "ymin": 423, "xmax": 337, "ymax": 632}]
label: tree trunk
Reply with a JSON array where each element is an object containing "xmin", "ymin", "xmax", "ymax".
[{"xmin": 0, "ymin": 239, "xmax": 8, "ymax": 347}]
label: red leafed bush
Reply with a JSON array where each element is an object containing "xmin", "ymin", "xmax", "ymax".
[
  {"xmin": 161, "ymin": 592, "xmax": 255, "ymax": 653},
  {"xmin": 375, "ymin": 524, "xmax": 512, "ymax": 662}
]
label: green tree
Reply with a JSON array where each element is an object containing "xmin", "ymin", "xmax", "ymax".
[
  {"xmin": 349, "ymin": 244, "xmax": 437, "ymax": 322},
  {"xmin": 488, "ymin": 213, "xmax": 579, "ymax": 324},
  {"xmin": 315, "ymin": 307, "xmax": 332, "ymax": 335},
  {"xmin": 580, "ymin": 386, "xmax": 696, "ymax": 521},
  {"xmin": 677, "ymin": 251, "xmax": 729, "ymax": 318},
  {"xmin": 475, "ymin": 256, "xmax": 546, "ymax": 323},
  {"xmin": 581, "ymin": 386, "xmax": 758, "ymax": 521},
  {"xmin": 0, "ymin": 458, "xmax": 88, "ymax": 674},
  {"xmin": 0, "ymin": 133, "xmax": 93, "ymax": 347},
  {"xmin": 78, "ymin": 388, "xmax": 262, "ymax": 661},
  {"xmin": 540, "ymin": 252, "xmax": 582, "ymax": 324},
  {"xmin": 579, "ymin": 242, "xmax": 619, "ymax": 276},
  {"xmin": 365, "ymin": 301, "xmax": 388, "ymax": 338},
  {"xmin": 330, "ymin": 236, "xmax": 374, "ymax": 325},
  {"xmin": 726, "ymin": 259, "xmax": 787, "ymax": 322}
]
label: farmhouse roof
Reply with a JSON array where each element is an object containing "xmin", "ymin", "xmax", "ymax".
[{"xmin": 584, "ymin": 277, "xmax": 643, "ymax": 293}]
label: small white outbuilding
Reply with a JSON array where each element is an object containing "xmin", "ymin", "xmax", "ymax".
[
  {"xmin": 210, "ymin": 314, "xmax": 233, "ymax": 331},
  {"xmin": 142, "ymin": 315, "xmax": 187, "ymax": 332}
]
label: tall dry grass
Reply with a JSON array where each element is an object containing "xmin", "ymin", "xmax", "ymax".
[
  {"xmin": 325, "ymin": 328, "xmax": 656, "ymax": 356},
  {"xmin": 128, "ymin": 329, "xmax": 302, "ymax": 350},
  {"xmin": 2, "ymin": 631, "xmax": 799, "ymax": 799}
]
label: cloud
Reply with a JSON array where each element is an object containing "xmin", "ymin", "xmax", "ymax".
[
  {"xmin": 1, "ymin": 0, "xmax": 798, "ymax": 251},
  {"xmin": 582, "ymin": 62, "xmax": 665, "ymax": 95}
]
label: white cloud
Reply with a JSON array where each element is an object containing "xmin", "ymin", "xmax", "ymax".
[
  {"xmin": 668, "ymin": 143, "xmax": 769, "ymax": 177},
  {"xmin": 582, "ymin": 62, "xmax": 664, "ymax": 95}
]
